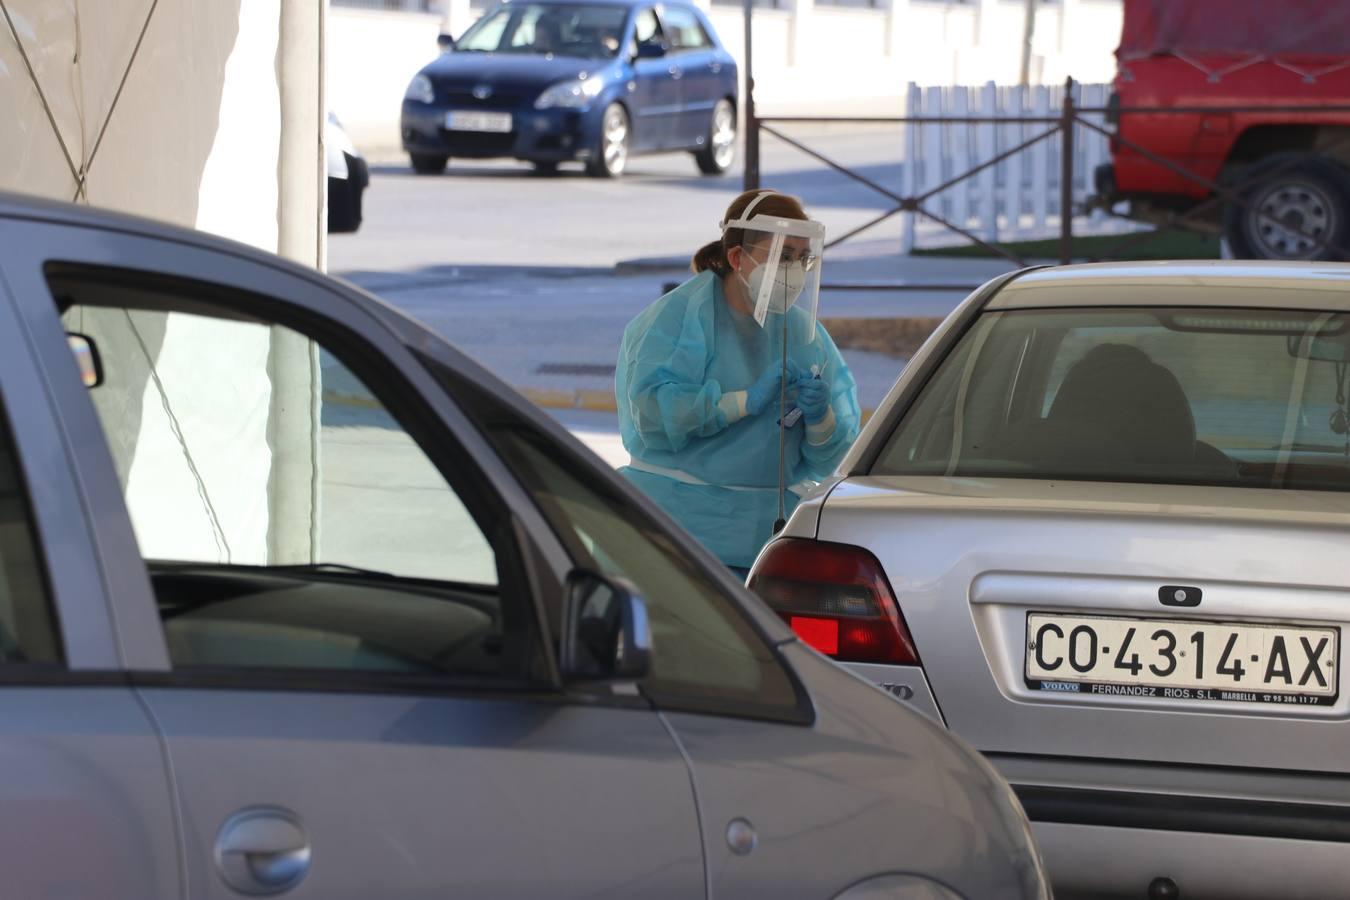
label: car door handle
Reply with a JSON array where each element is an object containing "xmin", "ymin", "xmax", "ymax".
[
  {"xmin": 215, "ymin": 807, "xmax": 312, "ymax": 895},
  {"xmin": 709, "ymin": 62, "xmax": 722, "ymax": 73}
]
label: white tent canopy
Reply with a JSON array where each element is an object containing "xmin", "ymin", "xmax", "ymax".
[{"xmin": 1, "ymin": 1, "xmax": 327, "ymax": 565}]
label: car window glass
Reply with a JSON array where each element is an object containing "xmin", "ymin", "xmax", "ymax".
[
  {"xmin": 461, "ymin": 3, "xmax": 628, "ymax": 58},
  {"xmin": 509, "ymin": 6, "xmax": 548, "ymax": 48},
  {"xmin": 0, "ymin": 406, "xmax": 62, "ymax": 665},
  {"xmin": 634, "ymin": 8, "xmax": 662, "ymax": 45},
  {"xmin": 457, "ymin": 8, "xmax": 511, "ymax": 51},
  {"xmin": 495, "ymin": 428, "xmax": 802, "ymax": 717},
  {"xmin": 426, "ymin": 361, "xmax": 804, "ymax": 720},
  {"xmin": 54, "ymin": 272, "xmax": 535, "ymax": 682},
  {"xmin": 1038, "ymin": 323, "xmax": 1175, "ymax": 416},
  {"xmin": 875, "ymin": 306, "xmax": 1350, "ymax": 492},
  {"xmin": 659, "ymin": 7, "xmax": 710, "ymax": 50}
]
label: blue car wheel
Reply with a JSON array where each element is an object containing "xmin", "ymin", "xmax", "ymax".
[
  {"xmin": 694, "ymin": 99, "xmax": 736, "ymax": 176},
  {"xmin": 586, "ymin": 103, "xmax": 629, "ymax": 179}
]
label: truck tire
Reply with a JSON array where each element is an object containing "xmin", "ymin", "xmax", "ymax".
[{"xmin": 1223, "ymin": 154, "xmax": 1350, "ymax": 261}]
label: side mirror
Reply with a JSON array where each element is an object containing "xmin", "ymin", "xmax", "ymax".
[
  {"xmin": 635, "ymin": 40, "xmax": 667, "ymax": 60},
  {"xmin": 66, "ymin": 333, "xmax": 103, "ymax": 388},
  {"xmin": 437, "ymin": 33, "xmax": 455, "ymax": 52},
  {"xmin": 562, "ymin": 570, "xmax": 651, "ymax": 681}
]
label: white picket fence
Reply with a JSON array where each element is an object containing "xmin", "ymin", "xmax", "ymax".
[{"xmin": 900, "ymin": 81, "xmax": 1134, "ymax": 253}]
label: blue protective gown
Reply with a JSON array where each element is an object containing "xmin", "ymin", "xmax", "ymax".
[{"xmin": 616, "ymin": 270, "xmax": 861, "ymax": 569}]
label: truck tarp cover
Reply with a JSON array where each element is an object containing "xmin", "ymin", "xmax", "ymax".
[{"xmin": 1120, "ymin": 0, "xmax": 1350, "ymax": 59}]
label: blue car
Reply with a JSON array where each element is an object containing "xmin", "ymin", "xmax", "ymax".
[{"xmin": 401, "ymin": 0, "xmax": 738, "ymax": 178}]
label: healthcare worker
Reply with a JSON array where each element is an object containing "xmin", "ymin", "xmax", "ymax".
[{"xmin": 616, "ymin": 189, "xmax": 861, "ymax": 577}]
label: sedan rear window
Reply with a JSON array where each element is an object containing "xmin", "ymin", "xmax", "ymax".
[{"xmin": 874, "ymin": 307, "xmax": 1350, "ymax": 492}]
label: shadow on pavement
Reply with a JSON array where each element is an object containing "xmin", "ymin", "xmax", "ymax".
[
  {"xmin": 645, "ymin": 160, "xmax": 904, "ymax": 209},
  {"xmin": 334, "ymin": 262, "xmax": 671, "ymax": 295},
  {"xmin": 366, "ymin": 157, "xmax": 906, "ymax": 214},
  {"xmin": 368, "ymin": 161, "xmax": 719, "ymax": 181}
]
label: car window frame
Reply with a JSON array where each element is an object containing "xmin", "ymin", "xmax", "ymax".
[
  {"xmin": 0, "ymin": 228, "xmax": 135, "ymax": 673},
  {"xmin": 1, "ymin": 218, "xmax": 573, "ymax": 696},
  {"xmin": 424, "ymin": 355, "xmax": 815, "ymax": 726},
  {"xmin": 656, "ymin": 5, "xmax": 712, "ymax": 53},
  {"xmin": 0, "ymin": 320, "xmax": 82, "ymax": 675},
  {"xmin": 849, "ymin": 268, "xmax": 1039, "ymax": 476},
  {"xmin": 632, "ymin": 5, "xmax": 666, "ymax": 51},
  {"xmin": 48, "ymin": 261, "xmax": 559, "ymax": 689},
  {"xmin": 0, "ymin": 403, "xmax": 65, "ymax": 668}
]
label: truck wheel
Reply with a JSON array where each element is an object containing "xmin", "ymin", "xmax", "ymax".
[{"xmin": 1223, "ymin": 154, "xmax": 1350, "ymax": 260}]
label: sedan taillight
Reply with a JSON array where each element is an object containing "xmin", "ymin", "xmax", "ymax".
[{"xmin": 748, "ymin": 538, "xmax": 918, "ymax": 665}]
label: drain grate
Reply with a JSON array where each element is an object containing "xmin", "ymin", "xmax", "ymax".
[{"xmin": 535, "ymin": 363, "xmax": 617, "ymax": 377}]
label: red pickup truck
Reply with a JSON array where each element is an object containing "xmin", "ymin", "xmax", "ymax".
[{"xmin": 1095, "ymin": 0, "xmax": 1350, "ymax": 260}]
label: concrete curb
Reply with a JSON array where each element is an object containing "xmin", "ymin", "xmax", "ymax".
[
  {"xmin": 323, "ymin": 389, "xmax": 382, "ymax": 410},
  {"xmin": 335, "ymin": 263, "xmax": 622, "ymax": 295},
  {"xmin": 327, "ymin": 385, "xmax": 620, "ymax": 414},
  {"xmin": 613, "ymin": 256, "xmax": 689, "ymax": 274},
  {"xmin": 516, "ymin": 385, "xmax": 877, "ymax": 423},
  {"xmin": 519, "ymin": 387, "xmax": 620, "ymax": 413},
  {"xmin": 331, "ymin": 384, "xmax": 877, "ymax": 423}
]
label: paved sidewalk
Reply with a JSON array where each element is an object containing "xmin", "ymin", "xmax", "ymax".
[
  {"xmin": 550, "ymin": 408, "xmax": 629, "ymax": 468},
  {"xmin": 341, "ymin": 252, "xmax": 1019, "ymax": 418}
]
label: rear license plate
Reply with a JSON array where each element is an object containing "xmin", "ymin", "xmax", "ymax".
[
  {"xmin": 445, "ymin": 110, "xmax": 512, "ymax": 133},
  {"xmin": 1025, "ymin": 613, "xmax": 1339, "ymax": 706}
]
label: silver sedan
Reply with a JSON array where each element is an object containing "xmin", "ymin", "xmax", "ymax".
[{"xmin": 751, "ymin": 261, "xmax": 1350, "ymax": 899}]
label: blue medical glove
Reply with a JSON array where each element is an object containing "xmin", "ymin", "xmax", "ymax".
[
  {"xmin": 796, "ymin": 374, "xmax": 830, "ymax": 425},
  {"xmin": 746, "ymin": 361, "xmax": 799, "ymax": 416}
]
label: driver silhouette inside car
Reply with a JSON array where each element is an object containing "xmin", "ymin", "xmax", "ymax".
[{"xmin": 533, "ymin": 16, "xmax": 562, "ymax": 55}]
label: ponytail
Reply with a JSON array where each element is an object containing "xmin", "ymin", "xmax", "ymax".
[{"xmin": 691, "ymin": 239, "xmax": 731, "ymax": 275}]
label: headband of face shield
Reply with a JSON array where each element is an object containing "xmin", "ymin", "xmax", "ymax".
[{"xmin": 721, "ymin": 192, "xmax": 826, "ymax": 340}]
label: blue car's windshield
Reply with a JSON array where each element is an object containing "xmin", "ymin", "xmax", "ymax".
[{"xmin": 456, "ymin": 3, "xmax": 629, "ymax": 59}]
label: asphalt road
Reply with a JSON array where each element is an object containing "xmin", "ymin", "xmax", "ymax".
[
  {"xmin": 328, "ymin": 124, "xmax": 914, "ymax": 274},
  {"xmin": 325, "ymin": 129, "xmax": 1009, "ymax": 423}
]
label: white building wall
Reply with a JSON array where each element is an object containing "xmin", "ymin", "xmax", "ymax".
[{"xmin": 326, "ymin": 7, "xmax": 445, "ymax": 157}]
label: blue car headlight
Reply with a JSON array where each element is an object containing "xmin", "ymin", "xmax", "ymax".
[
  {"xmin": 405, "ymin": 74, "xmax": 434, "ymax": 104},
  {"xmin": 534, "ymin": 76, "xmax": 604, "ymax": 110}
]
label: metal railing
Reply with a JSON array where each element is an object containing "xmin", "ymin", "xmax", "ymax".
[{"xmin": 745, "ymin": 77, "xmax": 1350, "ymax": 291}]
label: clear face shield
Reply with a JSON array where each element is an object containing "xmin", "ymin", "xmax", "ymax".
[{"xmin": 721, "ymin": 205, "xmax": 826, "ymax": 342}]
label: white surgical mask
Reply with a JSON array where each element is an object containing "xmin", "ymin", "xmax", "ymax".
[{"xmin": 739, "ymin": 260, "xmax": 807, "ymax": 314}]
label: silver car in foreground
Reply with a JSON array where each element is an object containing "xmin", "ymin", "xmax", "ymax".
[
  {"xmin": 751, "ymin": 262, "xmax": 1350, "ymax": 899},
  {"xmin": 0, "ymin": 193, "xmax": 1043, "ymax": 899}
]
